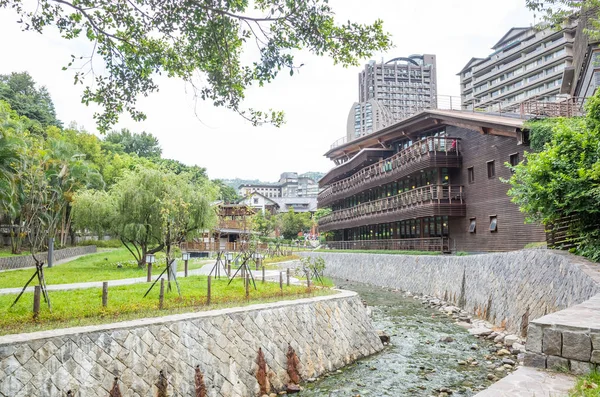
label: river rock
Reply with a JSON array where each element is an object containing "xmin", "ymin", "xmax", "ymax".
[
  {"xmin": 494, "ymin": 334, "xmax": 506, "ymax": 344},
  {"xmin": 440, "ymin": 336, "xmax": 454, "ymax": 343},
  {"xmin": 377, "ymin": 330, "xmax": 390, "ymax": 344},
  {"xmin": 496, "ymin": 349, "xmax": 511, "ymax": 356},
  {"xmin": 502, "ymin": 358, "xmax": 516, "ymax": 366},
  {"xmin": 503, "ymin": 335, "xmax": 520, "ymax": 347},
  {"xmin": 487, "ymin": 374, "xmax": 498, "ymax": 381},
  {"xmin": 286, "ymin": 384, "xmax": 301, "ymax": 393},
  {"xmin": 512, "ymin": 342, "xmax": 526, "ymax": 353},
  {"xmin": 468, "ymin": 328, "xmax": 493, "ymax": 336}
]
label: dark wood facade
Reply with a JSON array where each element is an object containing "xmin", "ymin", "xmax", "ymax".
[{"xmin": 318, "ymin": 110, "xmax": 546, "ymax": 252}]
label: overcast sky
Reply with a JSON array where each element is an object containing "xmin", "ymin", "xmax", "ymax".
[{"xmin": 0, "ymin": 1, "xmax": 535, "ymax": 181}]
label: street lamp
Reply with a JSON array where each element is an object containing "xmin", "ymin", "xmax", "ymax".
[
  {"xmin": 182, "ymin": 252, "xmax": 191, "ymax": 277},
  {"xmin": 146, "ymin": 254, "xmax": 156, "ymax": 282}
]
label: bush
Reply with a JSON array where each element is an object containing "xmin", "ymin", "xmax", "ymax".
[{"xmin": 77, "ymin": 239, "xmax": 123, "ymax": 248}]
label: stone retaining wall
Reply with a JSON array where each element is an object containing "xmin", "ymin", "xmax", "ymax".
[
  {"xmin": 0, "ymin": 291, "xmax": 383, "ymax": 397},
  {"xmin": 524, "ymin": 293, "xmax": 600, "ymax": 374},
  {"xmin": 301, "ymin": 250, "xmax": 600, "ymax": 335},
  {"xmin": 0, "ymin": 246, "xmax": 97, "ymax": 271}
]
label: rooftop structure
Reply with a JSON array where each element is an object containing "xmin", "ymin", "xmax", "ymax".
[{"xmin": 458, "ymin": 22, "xmax": 577, "ymax": 113}]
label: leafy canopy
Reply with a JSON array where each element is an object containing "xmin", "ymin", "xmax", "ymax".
[
  {"xmin": 4, "ymin": 0, "xmax": 392, "ymax": 132},
  {"xmin": 104, "ymin": 129, "xmax": 162, "ymax": 158},
  {"xmin": 507, "ymin": 92, "xmax": 600, "ymax": 261}
]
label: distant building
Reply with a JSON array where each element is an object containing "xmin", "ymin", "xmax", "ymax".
[
  {"xmin": 458, "ymin": 22, "xmax": 577, "ymax": 112},
  {"xmin": 239, "ymin": 172, "xmax": 319, "ymax": 199},
  {"xmin": 271, "ymin": 196, "xmax": 318, "ymax": 214},
  {"xmin": 346, "ymin": 99, "xmax": 394, "ymax": 142},
  {"xmin": 240, "ymin": 192, "xmax": 280, "ymax": 214},
  {"xmin": 359, "ymin": 55, "xmax": 438, "ymax": 122}
]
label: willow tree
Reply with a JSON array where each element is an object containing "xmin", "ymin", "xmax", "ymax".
[
  {"xmin": 2, "ymin": 0, "xmax": 392, "ymax": 132},
  {"xmin": 73, "ymin": 167, "xmax": 217, "ymax": 268}
]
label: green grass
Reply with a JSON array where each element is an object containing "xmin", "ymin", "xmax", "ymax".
[
  {"xmin": 262, "ymin": 255, "xmax": 301, "ymax": 269},
  {"xmin": 0, "ymin": 248, "xmax": 209, "ymax": 288},
  {"xmin": 0, "ymin": 277, "xmax": 335, "ymax": 335},
  {"xmin": 0, "ymin": 248, "xmax": 28, "ymax": 258},
  {"xmin": 570, "ymin": 371, "xmax": 600, "ymax": 396},
  {"xmin": 314, "ymin": 249, "xmax": 440, "ymax": 255}
]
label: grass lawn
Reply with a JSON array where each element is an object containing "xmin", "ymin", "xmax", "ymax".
[
  {"xmin": 0, "ymin": 248, "xmax": 28, "ymax": 258},
  {"xmin": 0, "ymin": 276, "xmax": 335, "ymax": 335},
  {"xmin": 570, "ymin": 372, "xmax": 600, "ymax": 396},
  {"xmin": 0, "ymin": 248, "xmax": 210, "ymax": 289},
  {"xmin": 313, "ymin": 249, "xmax": 440, "ymax": 255}
]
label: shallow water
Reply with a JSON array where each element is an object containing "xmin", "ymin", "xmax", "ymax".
[{"xmin": 299, "ymin": 281, "xmax": 497, "ymax": 396}]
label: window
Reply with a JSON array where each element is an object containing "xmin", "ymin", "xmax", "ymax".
[
  {"xmin": 487, "ymin": 160, "xmax": 496, "ymax": 178},
  {"xmin": 468, "ymin": 167, "xmax": 475, "ymax": 184},
  {"xmin": 489, "ymin": 216, "xmax": 498, "ymax": 232},
  {"xmin": 253, "ymin": 198, "xmax": 259, "ymax": 204},
  {"xmin": 509, "ymin": 153, "xmax": 520, "ymax": 169},
  {"xmin": 469, "ymin": 218, "xmax": 476, "ymax": 233}
]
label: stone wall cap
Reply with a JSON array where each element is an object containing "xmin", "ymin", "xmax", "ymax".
[
  {"xmin": 0, "ymin": 289, "xmax": 351, "ymax": 345},
  {"xmin": 531, "ymin": 293, "xmax": 600, "ymax": 331}
]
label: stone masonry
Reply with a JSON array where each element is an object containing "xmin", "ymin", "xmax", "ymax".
[
  {"xmin": 0, "ymin": 246, "xmax": 97, "ymax": 271},
  {"xmin": 0, "ymin": 290, "xmax": 383, "ymax": 397},
  {"xmin": 301, "ymin": 250, "xmax": 600, "ymax": 335},
  {"xmin": 524, "ymin": 293, "xmax": 600, "ymax": 374}
]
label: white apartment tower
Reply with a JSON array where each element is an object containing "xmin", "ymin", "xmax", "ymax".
[{"xmin": 458, "ymin": 22, "xmax": 577, "ymax": 112}]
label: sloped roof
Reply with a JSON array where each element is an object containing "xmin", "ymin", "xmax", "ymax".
[
  {"xmin": 457, "ymin": 57, "xmax": 485, "ymax": 75},
  {"xmin": 492, "ymin": 27, "xmax": 530, "ymax": 50}
]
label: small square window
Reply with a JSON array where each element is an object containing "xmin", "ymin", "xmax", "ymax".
[
  {"xmin": 487, "ymin": 160, "xmax": 495, "ymax": 178},
  {"xmin": 469, "ymin": 218, "xmax": 476, "ymax": 233},
  {"xmin": 489, "ymin": 216, "xmax": 498, "ymax": 232},
  {"xmin": 468, "ymin": 167, "xmax": 475, "ymax": 184},
  {"xmin": 509, "ymin": 153, "xmax": 520, "ymax": 171},
  {"xmin": 253, "ymin": 198, "xmax": 259, "ymax": 204}
]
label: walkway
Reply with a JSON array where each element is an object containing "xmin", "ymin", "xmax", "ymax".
[
  {"xmin": 0, "ymin": 262, "xmax": 300, "ymax": 295},
  {"xmin": 474, "ymin": 367, "xmax": 575, "ymax": 397}
]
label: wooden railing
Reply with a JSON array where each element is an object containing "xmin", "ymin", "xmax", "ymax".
[
  {"xmin": 218, "ymin": 220, "xmax": 251, "ymax": 230},
  {"xmin": 319, "ymin": 136, "xmax": 461, "ymax": 207},
  {"xmin": 325, "ymin": 237, "xmax": 450, "ymax": 253},
  {"xmin": 181, "ymin": 241, "xmax": 269, "ymax": 252},
  {"xmin": 319, "ymin": 185, "xmax": 464, "ymax": 227}
]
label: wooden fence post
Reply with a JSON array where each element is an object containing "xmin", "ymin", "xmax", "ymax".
[
  {"xmin": 102, "ymin": 282, "xmax": 108, "ymax": 307},
  {"xmin": 306, "ymin": 271, "xmax": 311, "ymax": 289},
  {"xmin": 147, "ymin": 262, "xmax": 152, "ymax": 283},
  {"xmin": 207, "ymin": 276, "xmax": 211, "ymax": 306},
  {"xmin": 286, "ymin": 269, "xmax": 290, "ymax": 286},
  {"xmin": 262, "ymin": 266, "xmax": 265, "ymax": 283},
  {"xmin": 279, "ymin": 272, "xmax": 283, "ymax": 294},
  {"xmin": 159, "ymin": 279, "xmax": 165, "ymax": 309},
  {"xmin": 245, "ymin": 274, "xmax": 250, "ymax": 300},
  {"xmin": 33, "ymin": 286, "xmax": 41, "ymax": 319}
]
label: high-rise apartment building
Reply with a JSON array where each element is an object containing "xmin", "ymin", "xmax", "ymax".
[
  {"xmin": 358, "ymin": 55, "xmax": 438, "ymax": 121},
  {"xmin": 346, "ymin": 99, "xmax": 394, "ymax": 142},
  {"xmin": 458, "ymin": 22, "xmax": 577, "ymax": 112}
]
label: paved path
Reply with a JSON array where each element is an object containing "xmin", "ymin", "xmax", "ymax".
[
  {"xmin": 0, "ymin": 262, "xmax": 300, "ymax": 295},
  {"xmin": 474, "ymin": 367, "xmax": 575, "ymax": 397}
]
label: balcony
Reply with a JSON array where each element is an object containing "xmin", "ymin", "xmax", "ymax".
[
  {"xmin": 318, "ymin": 137, "xmax": 462, "ymax": 208},
  {"xmin": 319, "ymin": 185, "xmax": 466, "ymax": 232},
  {"xmin": 325, "ymin": 237, "xmax": 450, "ymax": 253}
]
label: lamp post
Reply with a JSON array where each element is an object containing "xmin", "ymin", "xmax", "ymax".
[
  {"xmin": 146, "ymin": 254, "xmax": 156, "ymax": 282},
  {"xmin": 182, "ymin": 252, "xmax": 190, "ymax": 277}
]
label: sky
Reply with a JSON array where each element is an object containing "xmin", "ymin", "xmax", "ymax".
[{"xmin": 0, "ymin": 0, "xmax": 536, "ymax": 182}]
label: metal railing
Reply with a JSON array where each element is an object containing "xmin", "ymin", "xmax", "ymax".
[
  {"xmin": 325, "ymin": 237, "xmax": 450, "ymax": 252},
  {"xmin": 319, "ymin": 185, "xmax": 464, "ymax": 227},
  {"xmin": 181, "ymin": 241, "xmax": 269, "ymax": 252},
  {"xmin": 318, "ymin": 136, "xmax": 461, "ymax": 205},
  {"xmin": 330, "ymin": 136, "xmax": 347, "ymax": 150}
]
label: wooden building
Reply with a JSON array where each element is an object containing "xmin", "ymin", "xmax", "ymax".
[{"xmin": 318, "ymin": 109, "xmax": 546, "ymax": 252}]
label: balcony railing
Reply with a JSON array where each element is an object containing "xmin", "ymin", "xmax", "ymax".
[
  {"xmin": 319, "ymin": 185, "xmax": 465, "ymax": 231},
  {"xmin": 325, "ymin": 237, "xmax": 450, "ymax": 252},
  {"xmin": 318, "ymin": 137, "xmax": 461, "ymax": 207},
  {"xmin": 218, "ymin": 220, "xmax": 251, "ymax": 230},
  {"xmin": 181, "ymin": 241, "xmax": 268, "ymax": 252}
]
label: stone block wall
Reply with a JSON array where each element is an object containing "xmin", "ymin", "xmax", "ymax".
[
  {"xmin": 524, "ymin": 293, "xmax": 600, "ymax": 374},
  {"xmin": 301, "ymin": 250, "xmax": 600, "ymax": 334},
  {"xmin": 0, "ymin": 291, "xmax": 383, "ymax": 397},
  {"xmin": 0, "ymin": 246, "xmax": 97, "ymax": 271}
]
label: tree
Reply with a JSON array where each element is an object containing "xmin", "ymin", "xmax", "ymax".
[
  {"xmin": 279, "ymin": 209, "xmax": 312, "ymax": 240},
  {"xmin": 507, "ymin": 92, "xmax": 600, "ymax": 261},
  {"xmin": 104, "ymin": 129, "xmax": 162, "ymax": 158},
  {"xmin": 0, "ymin": 72, "xmax": 62, "ymax": 128},
  {"xmin": 72, "ymin": 167, "xmax": 216, "ymax": 267},
  {"xmin": 253, "ymin": 211, "xmax": 276, "ymax": 237},
  {"xmin": 3, "ymin": 0, "xmax": 392, "ymax": 132},
  {"xmin": 213, "ymin": 179, "xmax": 240, "ymax": 203}
]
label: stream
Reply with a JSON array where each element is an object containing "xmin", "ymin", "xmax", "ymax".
[{"xmin": 299, "ymin": 280, "xmax": 500, "ymax": 396}]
